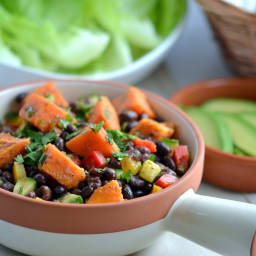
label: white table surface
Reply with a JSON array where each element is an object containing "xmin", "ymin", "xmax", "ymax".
[{"xmin": 0, "ymin": 1, "xmax": 255, "ymax": 256}]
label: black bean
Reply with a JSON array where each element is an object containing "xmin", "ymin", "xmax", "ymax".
[
  {"xmin": 117, "ymin": 180, "xmax": 123, "ymax": 187},
  {"xmin": 72, "ymin": 188, "xmax": 82, "ymax": 195},
  {"xmin": 25, "ymin": 166, "xmax": 37, "ymax": 177},
  {"xmin": 2, "ymin": 171, "xmax": 13, "ymax": 182},
  {"xmin": 122, "ymin": 184, "xmax": 134, "ymax": 200},
  {"xmin": 108, "ymin": 158, "xmax": 121, "ymax": 169},
  {"xmin": 139, "ymin": 112, "xmax": 149, "ymax": 120},
  {"xmin": 55, "ymin": 137, "xmax": 65, "ymax": 151},
  {"xmin": 129, "ymin": 175, "xmax": 146, "ymax": 189},
  {"xmin": 156, "ymin": 162, "xmax": 172, "ymax": 173},
  {"xmin": 33, "ymin": 173, "xmax": 46, "ymax": 185},
  {"xmin": 78, "ymin": 180, "xmax": 87, "ymax": 190},
  {"xmin": 126, "ymin": 141, "xmax": 134, "ymax": 150},
  {"xmin": 127, "ymin": 149, "xmax": 142, "ymax": 161},
  {"xmin": 0, "ymin": 169, "xmax": 3, "ymax": 176},
  {"xmin": 89, "ymin": 168, "xmax": 103, "ymax": 177},
  {"xmin": 37, "ymin": 186, "xmax": 52, "ymax": 201},
  {"xmin": 3, "ymin": 163, "xmax": 13, "ymax": 172},
  {"xmin": 0, "ymin": 182, "xmax": 14, "ymax": 192},
  {"xmin": 81, "ymin": 185, "xmax": 93, "ymax": 199},
  {"xmin": 135, "ymin": 146, "xmax": 150, "ymax": 154},
  {"xmin": 155, "ymin": 141, "xmax": 170, "ymax": 156},
  {"xmin": 123, "ymin": 121, "xmax": 138, "ymax": 132},
  {"xmin": 102, "ymin": 180, "xmax": 109, "ymax": 186},
  {"xmin": 60, "ymin": 131, "xmax": 69, "ymax": 141},
  {"xmin": 141, "ymin": 153, "xmax": 150, "ymax": 162},
  {"xmin": 27, "ymin": 191, "xmax": 36, "ymax": 198},
  {"xmin": 0, "ymin": 177, "xmax": 7, "ymax": 183},
  {"xmin": 133, "ymin": 190, "xmax": 145, "ymax": 198},
  {"xmin": 103, "ymin": 168, "xmax": 116, "ymax": 180},
  {"xmin": 87, "ymin": 176, "xmax": 102, "ymax": 190},
  {"xmin": 162, "ymin": 155, "xmax": 176, "ymax": 170},
  {"xmin": 54, "ymin": 185, "xmax": 67, "ymax": 197},
  {"xmin": 28, "ymin": 169, "xmax": 39, "ymax": 178},
  {"xmin": 154, "ymin": 116, "xmax": 164, "ymax": 122},
  {"xmin": 15, "ymin": 92, "xmax": 28, "ymax": 103},
  {"xmin": 66, "ymin": 124, "xmax": 77, "ymax": 133},
  {"xmin": 154, "ymin": 155, "xmax": 160, "ymax": 163},
  {"xmin": 144, "ymin": 183, "xmax": 153, "ymax": 193},
  {"xmin": 119, "ymin": 110, "xmax": 138, "ymax": 124}
]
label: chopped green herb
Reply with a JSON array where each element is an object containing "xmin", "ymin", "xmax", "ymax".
[
  {"xmin": 4, "ymin": 112, "xmax": 18, "ymax": 120},
  {"xmin": 149, "ymin": 154, "xmax": 155, "ymax": 162},
  {"xmin": 112, "ymin": 152, "xmax": 128, "ymax": 161},
  {"xmin": 66, "ymin": 129, "xmax": 81, "ymax": 140},
  {"xmin": 14, "ymin": 154, "xmax": 24, "ymax": 164},
  {"xmin": 178, "ymin": 166, "xmax": 185, "ymax": 172},
  {"xmin": 0, "ymin": 178, "xmax": 3, "ymax": 185},
  {"xmin": 90, "ymin": 121, "xmax": 104, "ymax": 133},
  {"xmin": 66, "ymin": 113, "xmax": 73, "ymax": 122},
  {"xmin": 106, "ymin": 158, "xmax": 111, "ymax": 164},
  {"xmin": 104, "ymin": 109, "xmax": 110, "ymax": 119},
  {"xmin": 26, "ymin": 106, "xmax": 34, "ymax": 117},
  {"xmin": 106, "ymin": 134, "xmax": 113, "ymax": 145},
  {"xmin": 39, "ymin": 120, "xmax": 43, "ymax": 126},
  {"xmin": 24, "ymin": 150, "xmax": 42, "ymax": 166},
  {"xmin": 45, "ymin": 93, "xmax": 55, "ymax": 103},
  {"xmin": 120, "ymin": 170, "xmax": 132, "ymax": 183},
  {"xmin": 38, "ymin": 153, "xmax": 47, "ymax": 168},
  {"xmin": 58, "ymin": 119, "xmax": 70, "ymax": 129}
]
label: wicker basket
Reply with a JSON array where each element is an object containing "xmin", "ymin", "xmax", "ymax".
[{"xmin": 196, "ymin": 0, "xmax": 256, "ymax": 77}]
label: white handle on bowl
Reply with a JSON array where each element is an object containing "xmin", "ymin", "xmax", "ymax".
[{"xmin": 166, "ymin": 189, "xmax": 256, "ymax": 256}]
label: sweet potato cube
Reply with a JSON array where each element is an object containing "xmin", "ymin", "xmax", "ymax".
[
  {"xmin": 130, "ymin": 118, "xmax": 174, "ymax": 140},
  {"xmin": 87, "ymin": 180, "xmax": 123, "ymax": 204},
  {"xmin": 19, "ymin": 93, "xmax": 72, "ymax": 132},
  {"xmin": 32, "ymin": 81, "xmax": 69, "ymax": 108},
  {"xmin": 0, "ymin": 133, "xmax": 30, "ymax": 168},
  {"xmin": 112, "ymin": 87, "xmax": 155, "ymax": 118},
  {"xmin": 39, "ymin": 144, "xmax": 85, "ymax": 189},
  {"xmin": 66, "ymin": 126, "xmax": 119, "ymax": 158},
  {"xmin": 89, "ymin": 96, "xmax": 120, "ymax": 130}
]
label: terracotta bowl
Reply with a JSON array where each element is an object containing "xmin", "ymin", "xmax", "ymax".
[
  {"xmin": 0, "ymin": 79, "xmax": 204, "ymax": 256},
  {"xmin": 170, "ymin": 78, "xmax": 256, "ymax": 192}
]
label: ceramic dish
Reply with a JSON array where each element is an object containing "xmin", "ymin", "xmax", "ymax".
[
  {"xmin": 0, "ymin": 80, "xmax": 256, "ymax": 256},
  {"xmin": 170, "ymin": 78, "xmax": 256, "ymax": 192},
  {"xmin": 0, "ymin": 15, "xmax": 186, "ymax": 87}
]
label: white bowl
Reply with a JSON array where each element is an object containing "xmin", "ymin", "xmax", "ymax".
[{"xmin": 0, "ymin": 16, "xmax": 186, "ymax": 87}]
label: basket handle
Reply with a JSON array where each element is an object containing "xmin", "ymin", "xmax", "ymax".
[{"xmin": 166, "ymin": 189, "xmax": 256, "ymax": 256}]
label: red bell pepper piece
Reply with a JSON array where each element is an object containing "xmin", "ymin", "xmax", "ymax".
[
  {"xmin": 132, "ymin": 138, "xmax": 156, "ymax": 153},
  {"xmin": 155, "ymin": 174, "xmax": 178, "ymax": 188},
  {"xmin": 83, "ymin": 151, "xmax": 106, "ymax": 170},
  {"xmin": 173, "ymin": 145, "xmax": 189, "ymax": 174}
]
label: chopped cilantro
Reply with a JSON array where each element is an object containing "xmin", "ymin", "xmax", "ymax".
[
  {"xmin": 178, "ymin": 166, "xmax": 185, "ymax": 172},
  {"xmin": 149, "ymin": 154, "xmax": 155, "ymax": 162},
  {"xmin": 14, "ymin": 154, "xmax": 24, "ymax": 164},
  {"xmin": 112, "ymin": 152, "xmax": 128, "ymax": 161},
  {"xmin": 106, "ymin": 134, "xmax": 113, "ymax": 145},
  {"xmin": 23, "ymin": 150, "xmax": 42, "ymax": 166},
  {"xmin": 90, "ymin": 121, "xmax": 104, "ymax": 133},
  {"xmin": 58, "ymin": 119, "xmax": 70, "ymax": 129},
  {"xmin": 66, "ymin": 113, "xmax": 73, "ymax": 122},
  {"xmin": 38, "ymin": 153, "xmax": 47, "ymax": 168},
  {"xmin": 116, "ymin": 169, "xmax": 132, "ymax": 183},
  {"xmin": 45, "ymin": 94, "xmax": 55, "ymax": 102},
  {"xmin": 106, "ymin": 158, "xmax": 111, "ymax": 164},
  {"xmin": 26, "ymin": 106, "xmax": 34, "ymax": 117},
  {"xmin": 66, "ymin": 129, "xmax": 81, "ymax": 140},
  {"xmin": 103, "ymin": 109, "xmax": 110, "ymax": 119}
]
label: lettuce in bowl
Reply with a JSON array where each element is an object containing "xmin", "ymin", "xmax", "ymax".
[{"xmin": 0, "ymin": 0, "xmax": 186, "ymax": 75}]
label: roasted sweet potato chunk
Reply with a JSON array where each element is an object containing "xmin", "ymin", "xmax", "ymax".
[
  {"xmin": 89, "ymin": 96, "xmax": 120, "ymax": 130},
  {"xmin": 112, "ymin": 87, "xmax": 155, "ymax": 118},
  {"xmin": 87, "ymin": 180, "xmax": 123, "ymax": 204},
  {"xmin": 66, "ymin": 126, "xmax": 119, "ymax": 158},
  {"xmin": 130, "ymin": 118, "xmax": 174, "ymax": 140},
  {"xmin": 32, "ymin": 81, "xmax": 69, "ymax": 108},
  {"xmin": 19, "ymin": 93, "xmax": 73, "ymax": 132},
  {"xmin": 39, "ymin": 144, "xmax": 85, "ymax": 189},
  {"xmin": 0, "ymin": 133, "xmax": 30, "ymax": 168}
]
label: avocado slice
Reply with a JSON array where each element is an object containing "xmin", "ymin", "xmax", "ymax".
[
  {"xmin": 13, "ymin": 177, "xmax": 37, "ymax": 196},
  {"xmin": 57, "ymin": 193, "xmax": 84, "ymax": 204},
  {"xmin": 184, "ymin": 108, "xmax": 233, "ymax": 153},
  {"xmin": 218, "ymin": 114, "xmax": 256, "ymax": 157},
  {"xmin": 202, "ymin": 98, "xmax": 256, "ymax": 113},
  {"xmin": 239, "ymin": 112, "xmax": 256, "ymax": 128},
  {"xmin": 234, "ymin": 146, "xmax": 248, "ymax": 156}
]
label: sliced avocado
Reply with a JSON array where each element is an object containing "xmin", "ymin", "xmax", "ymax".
[
  {"xmin": 239, "ymin": 112, "xmax": 256, "ymax": 128},
  {"xmin": 218, "ymin": 114, "xmax": 256, "ymax": 157},
  {"xmin": 57, "ymin": 193, "xmax": 84, "ymax": 204},
  {"xmin": 201, "ymin": 98, "xmax": 256, "ymax": 113},
  {"xmin": 234, "ymin": 146, "xmax": 248, "ymax": 156},
  {"xmin": 13, "ymin": 177, "xmax": 37, "ymax": 196},
  {"xmin": 185, "ymin": 108, "xmax": 233, "ymax": 152}
]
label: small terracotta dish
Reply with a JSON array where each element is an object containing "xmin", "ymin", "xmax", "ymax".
[
  {"xmin": 0, "ymin": 80, "xmax": 256, "ymax": 256},
  {"xmin": 171, "ymin": 78, "xmax": 256, "ymax": 192}
]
